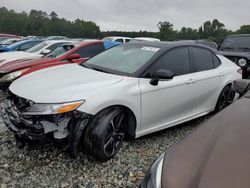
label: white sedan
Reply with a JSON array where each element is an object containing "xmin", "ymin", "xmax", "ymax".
[
  {"xmin": 2, "ymin": 41, "xmax": 241, "ymax": 161},
  {"xmin": 0, "ymin": 40, "xmax": 72, "ymax": 66}
]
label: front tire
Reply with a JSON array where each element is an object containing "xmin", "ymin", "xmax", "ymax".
[
  {"xmin": 214, "ymin": 85, "xmax": 235, "ymax": 112},
  {"xmin": 84, "ymin": 107, "xmax": 126, "ymax": 161}
]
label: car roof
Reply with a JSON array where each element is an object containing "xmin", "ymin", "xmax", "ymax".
[
  {"xmin": 43, "ymin": 40, "xmax": 73, "ymax": 44},
  {"xmin": 133, "ymin": 37, "xmax": 160, "ymax": 41},
  {"xmin": 104, "ymin": 36, "xmax": 132, "ymax": 40},
  {"xmin": 6, "ymin": 39, "xmax": 43, "ymax": 48},
  {"xmin": 161, "ymin": 96, "xmax": 250, "ymax": 188},
  {"xmin": 227, "ymin": 34, "xmax": 250, "ymax": 37},
  {"xmin": 65, "ymin": 40, "xmax": 103, "ymax": 47},
  {"xmin": 128, "ymin": 40, "xmax": 217, "ymax": 52}
]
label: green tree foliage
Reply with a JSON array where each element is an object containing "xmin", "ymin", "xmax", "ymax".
[
  {"xmin": 0, "ymin": 7, "xmax": 248, "ymax": 43},
  {"xmin": 0, "ymin": 7, "xmax": 100, "ymax": 38},
  {"xmin": 157, "ymin": 21, "xmax": 177, "ymax": 40},
  {"xmin": 237, "ymin": 25, "xmax": 250, "ymax": 34}
]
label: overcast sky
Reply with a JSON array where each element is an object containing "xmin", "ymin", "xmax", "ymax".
[{"xmin": 1, "ymin": 0, "xmax": 249, "ymax": 32}]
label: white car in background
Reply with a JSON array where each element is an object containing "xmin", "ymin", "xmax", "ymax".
[
  {"xmin": 103, "ymin": 36, "xmax": 132, "ymax": 43},
  {"xmin": 2, "ymin": 41, "xmax": 241, "ymax": 161},
  {"xmin": 0, "ymin": 38, "xmax": 21, "ymax": 46},
  {"xmin": 133, "ymin": 37, "xmax": 160, "ymax": 42},
  {"xmin": 0, "ymin": 40, "xmax": 72, "ymax": 66}
]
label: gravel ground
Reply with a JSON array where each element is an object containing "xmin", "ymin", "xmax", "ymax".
[{"xmin": 0, "ymin": 109, "xmax": 209, "ymax": 188}]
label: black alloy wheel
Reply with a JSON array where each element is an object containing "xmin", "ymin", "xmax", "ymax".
[
  {"xmin": 103, "ymin": 112, "xmax": 125, "ymax": 157},
  {"xmin": 84, "ymin": 107, "xmax": 126, "ymax": 161},
  {"xmin": 215, "ymin": 86, "xmax": 235, "ymax": 112}
]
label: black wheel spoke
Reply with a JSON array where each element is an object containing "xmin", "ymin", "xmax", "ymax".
[
  {"xmin": 116, "ymin": 113, "xmax": 125, "ymax": 128},
  {"xmin": 103, "ymin": 111, "xmax": 125, "ymax": 157},
  {"xmin": 104, "ymin": 137, "xmax": 114, "ymax": 151},
  {"xmin": 217, "ymin": 87, "xmax": 235, "ymax": 111}
]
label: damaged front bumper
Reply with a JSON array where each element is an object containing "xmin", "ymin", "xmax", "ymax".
[{"xmin": 1, "ymin": 95, "xmax": 92, "ymax": 158}]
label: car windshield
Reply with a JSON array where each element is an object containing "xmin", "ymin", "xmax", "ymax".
[
  {"xmin": 46, "ymin": 45, "xmax": 75, "ymax": 58},
  {"xmin": 26, "ymin": 42, "xmax": 48, "ymax": 53},
  {"xmin": 221, "ymin": 36, "xmax": 250, "ymax": 51},
  {"xmin": 83, "ymin": 43, "xmax": 159, "ymax": 75}
]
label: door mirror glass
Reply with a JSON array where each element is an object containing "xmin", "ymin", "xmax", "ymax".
[
  {"xmin": 67, "ymin": 54, "xmax": 81, "ymax": 61},
  {"xmin": 150, "ymin": 69, "xmax": 174, "ymax": 86}
]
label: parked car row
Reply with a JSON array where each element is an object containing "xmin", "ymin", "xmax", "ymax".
[
  {"xmin": 0, "ymin": 40, "xmax": 107, "ymax": 90},
  {"xmin": 0, "ymin": 33, "xmax": 248, "ymax": 187},
  {"xmin": 0, "ymin": 40, "xmax": 241, "ymax": 162}
]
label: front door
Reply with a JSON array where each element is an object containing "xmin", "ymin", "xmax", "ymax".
[{"xmin": 139, "ymin": 47, "xmax": 196, "ymax": 134}]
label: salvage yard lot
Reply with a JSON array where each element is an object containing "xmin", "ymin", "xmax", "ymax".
[{"xmin": 0, "ymin": 113, "xmax": 208, "ymax": 187}]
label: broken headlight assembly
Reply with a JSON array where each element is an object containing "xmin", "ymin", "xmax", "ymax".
[
  {"xmin": 0, "ymin": 68, "xmax": 29, "ymax": 82},
  {"xmin": 22, "ymin": 100, "xmax": 85, "ymax": 115}
]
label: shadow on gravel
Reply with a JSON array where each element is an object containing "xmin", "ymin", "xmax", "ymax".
[{"xmin": 0, "ymin": 115, "xmax": 210, "ymax": 188}]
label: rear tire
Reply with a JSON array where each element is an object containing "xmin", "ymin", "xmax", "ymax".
[
  {"xmin": 84, "ymin": 107, "xmax": 126, "ymax": 161},
  {"xmin": 214, "ymin": 85, "xmax": 235, "ymax": 112}
]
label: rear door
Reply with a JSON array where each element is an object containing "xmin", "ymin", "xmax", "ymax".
[
  {"xmin": 139, "ymin": 47, "xmax": 196, "ymax": 133},
  {"xmin": 190, "ymin": 46, "xmax": 224, "ymax": 114}
]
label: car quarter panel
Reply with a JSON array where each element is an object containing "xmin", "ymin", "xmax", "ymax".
[{"xmin": 192, "ymin": 54, "xmax": 241, "ymax": 113}]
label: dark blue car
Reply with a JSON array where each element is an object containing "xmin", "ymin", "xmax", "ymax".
[{"xmin": 0, "ymin": 39, "xmax": 43, "ymax": 53}]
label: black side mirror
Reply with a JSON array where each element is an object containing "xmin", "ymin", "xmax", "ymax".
[{"xmin": 150, "ymin": 69, "xmax": 174, "ymax": 86}]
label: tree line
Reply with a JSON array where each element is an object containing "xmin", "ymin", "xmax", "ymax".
[{"xmin": 1, "ymin": 7, "xmax": 250, "ymax": 43}]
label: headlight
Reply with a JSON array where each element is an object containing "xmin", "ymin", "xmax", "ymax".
[
  {"xmin": 0, "ymin": 68, "xmax": 29, "ymax": 83},
  {"xmin": 22, "ymin": 100, "xmax": 85, "ymax": 115},
  {"xmin": 238, "ymin": 58, "xmax": 247, "ymax": 67},
  {"xmin": 141, "ymin": 153, "xmax": 165, "ymax": 188}
]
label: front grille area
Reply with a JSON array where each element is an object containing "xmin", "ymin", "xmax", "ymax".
[{"xmin": 1, "ymin": 94, "xmax": 46, "ymax": 141}]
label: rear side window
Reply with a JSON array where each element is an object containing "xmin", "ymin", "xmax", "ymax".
[
  {"xmin": 149, "ymin": 47, "xmax": 190, "ymax": 76},
  {"xmin": 212, "ymin": 54, "xmax": 221, "ymax": 68},
  {"xmin": 115, "ymin": 39, "xmax": 124, "ymax": 43},
  {"xmin": 74, "ymin": 43, "xmax": 105, "ymax": 58},
  {"xmin": 47, "ymin": 43, "xmax": 66, "ymax": 51},
  {"xmin": 192, "ymin": 47, "xmax": 214, "ymax": 72}
]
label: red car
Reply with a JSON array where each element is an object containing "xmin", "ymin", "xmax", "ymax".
[
  {"xmin": 0, "ymin": 34, "xmax": 21, "ymax": 38},
  {"xmin": 0, "ymin": 40, "xmax": 106, "ymax": 91}
]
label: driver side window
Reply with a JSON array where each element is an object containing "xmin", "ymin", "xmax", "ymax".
[{"xmin": 149, "ymin": 47, "xmax": 191, "ymax": 76}]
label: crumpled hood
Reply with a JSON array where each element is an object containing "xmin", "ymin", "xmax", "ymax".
[
  {"xmin": 10, "ymin": 64, "xmax": 123, "ymax": 103},
  {"xmin": 0, "ymin": 57, "xmax": 54, "ymax": 73},
  {"xmin": 219, "ymin": 50, "xmax": 250, "ymax": 60}
]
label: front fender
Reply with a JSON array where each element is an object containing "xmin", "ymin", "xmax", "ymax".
[{"xmin": 77, "ymin": 97, "xmax": 140, "ymax": 133}]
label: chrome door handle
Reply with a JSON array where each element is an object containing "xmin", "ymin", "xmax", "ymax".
[
  {"xmin": 186, "ymin": 79, "xmax": 195, "ymax": 84},
  {"xmin": 218, "ymin": 72, "xmax": 224, "ymax": 77}
]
